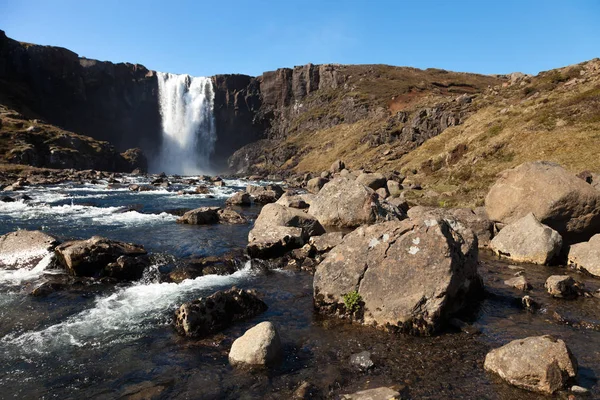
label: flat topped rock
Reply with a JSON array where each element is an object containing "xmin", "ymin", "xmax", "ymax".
[{"xmin": 0, "ymin": 230, "xmax": 59, "ymax": 269}]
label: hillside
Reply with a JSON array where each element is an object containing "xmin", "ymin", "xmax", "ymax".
[{"xmin": 230, "ymin": 59, "xmax": 600, "ymax": 208}]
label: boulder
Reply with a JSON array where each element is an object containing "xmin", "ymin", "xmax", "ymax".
[
  {"xmin": 0, "ymin": 230, "xmax": 59, "ymax": 269},
  {"xmin": 342, "ymin": 387, "xmax": 401, "ymax": 400},
  {"xmin": 275, "ymin": 192, "xmax": 310, "ymax": 209},
  {"xmin": 174, "ymin": 288, "xmax": 267, "ymax": 337},
  {"xmin": 308, "ymin": 177, "xmax": 405, "ymax": 228},
  {"xmin": 226, "ymin": 191, "xmax": 251, "ymax": 206},
  {"xmin": 314, "ymin": 217, "xmax": 481, "ymax": 335},
  {"xmin": 229, "ymin": 321, "xmax": 282, "ymax": 367},
  {"xmin": 306, "ymin": 177, "xmax": 328, "ymax": 194},
  {"xmin": 568, "ymin": 234, "xmax": 600, "ymax": 277},
  {"xmin": 545, "ymin": 275, "xmax": 580, "ymax": 298},
  {"xmin": 54, "ymin": 236, "xmax": 148, "ymax": 279},
  {"xmin": 330, "ymin": 159, "xmax": 345, "ymax": 174},
  {"xmin": 484, "ymin": 335, "xmax": 577, "ymax": 394},
  {"xmin": 375, "ymin": 187, "xmax": 388, "ymax": 199},
  {"xmin": 176, "ymin": 207, "xmax": 220, "ymax": 225},
  {"xmin": 217, "ymin": 208, "xmax": 247, "ymax": 224},
  {"xmin": 309, "ymin": 232, "xmax": 344, "ymax": 253},
  {"xmin": 504, "ymin": 276, "xmax": 531, "ymax": 291},
  {"xmin": 386, "ymin": 180, "xmax": 402, "ymax": 197},
  {"xmin": 485, "ymin": 161, "xmax": 600, "ymax": 243},
  {"xmin": 248, "ymin": 203, "xmax": 325, "ymax": 258},
  {"xmin": 490, "ymin": 213, "xmax": 562, "ymax": 265},
  {"xmin": 356, "ymin": 172, "xmax": 387, "ymax": 190},
  {"xmin": 407, "ymin": 206, "xmax": 494, "ymax": 247}
]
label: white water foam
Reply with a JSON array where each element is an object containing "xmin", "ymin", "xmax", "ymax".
[
  {"xmin": 0, "ymin": 252, "xmax": 54, "ymax": 286},
  {"xmin": 1, "ymin": 262, "xmax": 253, "ymax": 353},
  {"xmin": 155, "ymin": 72, "xmax": 216, "ymax": 175}
]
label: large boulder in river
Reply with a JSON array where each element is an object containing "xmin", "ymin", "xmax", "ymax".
[
  {"xmin": 490, "ymin": 213, "xmax": 563, "ymax": 265},
  {"xmin": 0, "ymin": 230, "xmax": 59, "ymax": 269},
  {"xmin": 485, "ymin": 161, "xmax": 600, "ymax": 243},
  {"xmin": 177, "ymin": 207, "xmax": 220, "ymax": 225},
  {"xmin": 174, "ymin": 288, "xmax": 267, "ymax": 337},
  {"xmin": 226, "ymin": 191, "xmax": 251, "ymax": 206},
  {"xmin": 54, "ymin": 236, "xmax": 148, "ymax": 280},
  {"xmin": 229, "ymin": 321, "xmax": 282, "ymax": 367},
  {"xmin": 484, "ymin": 335, "xmax": 577, "ymax": 394},
  {"xmin": 308, "ymin": 177, "xmax": 405, "ymax": 229},
  {"xmin": 313, "ymin": 217, "xmax": 480, "ymax": 335},
  {"xmin": 568, "ymin": 234, "xmax": 600, "ymax": 277},
  {"xmin": 248, "ymin": 203, "xmax": 325, "ymax": 258},
  {"xmin": 407, "ymin": 206, "xmax": 494, "ymax": 247}
]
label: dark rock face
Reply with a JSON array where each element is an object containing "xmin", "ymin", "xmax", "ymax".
[
  {"xmin": 174, "ymin": 288, "xmax": 268, "ymax": 337},
  {"xmin": 0, "ymin": 30, "xmax": 161, "ymax": 155}
]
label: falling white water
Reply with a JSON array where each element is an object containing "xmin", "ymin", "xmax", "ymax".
[{"xmin": 154, "ymin": 72, "xmax": 216, "ymax": 175}]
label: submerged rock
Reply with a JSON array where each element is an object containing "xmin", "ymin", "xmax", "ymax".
[
  {"xmin": 314, "ymin": 217, "xmax": 481, "ymax": 335},
  {"xmin": 308, "ymin": 177, "xmax": 405, "ymax": 229},
  {"xmin": 54, "ymin": 236, "xmax": 148, "ymax": 279},
  {"xmin": 568, "ymin": 234, "xmax": 600, "ymax": 277},
  {"xmin": 229, "ymin": 321, "xmax": 282, "ymax": 367},
  {"xmin": 485, "ymin": 161, "xmax": 600, "ymax": 243},
  {"xmin": 490, "ymin": 213, "xmax": 562, "ymax": 265},
  {"xmin": 484, "ymin": 335, "xmax": 577, "ymax": 394},
  {"xmin": 174, "ymin": 288, "xmax": 268, "ymax": 338},
  {"xmin": 0, "ymin": 230, "xmax": 58, "ymax": 269},
  {"xmin": 247, "ymin": 203, "xmax": 325, "ymax": 258}
]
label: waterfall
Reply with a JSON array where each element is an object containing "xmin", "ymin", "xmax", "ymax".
[{"xmin": 154, "ymin": 72, "xmax": 216, "ymax": 175}]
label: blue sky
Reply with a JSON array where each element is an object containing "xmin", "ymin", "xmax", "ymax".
[{"xmin": 1, "ymin": 0, "xmax": 599, "ymax": 77}]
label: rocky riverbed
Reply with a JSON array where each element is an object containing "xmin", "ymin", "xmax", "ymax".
[{"xmin": 0, "ymin": 164, "xmax": 599, "ymax": 399}]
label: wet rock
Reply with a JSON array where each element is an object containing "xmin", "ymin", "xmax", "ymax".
[
  {"xmin": 521, "ymin": 295, "xmax": 541, "ymax": 312},
  {"xmin": 226, "ymin": 191, "xmax": 251, "ymax": 206},
  {"xmin": 217, "ymin": 208, "xmax": 247, "ymax": 224},
  {"xmin": 342, "ymin": 387, "xmax": 401, "ymax": 400},
  {"xmin": 330, "ymin": 159, "xmax": 345, "ymax": 174},
  {"xmin": 176, "ymin": 207, "xmax": 220, "ymax": 225},
  {"xmin": 504, "ymin": 276, "xmax": 531, "ymax": 291},
  {"xmin": 356, "ymin": 172, "xmax": 387, "ymax": 190},
  {"xmin": 214, "ymin": 180, "xmax": 226, "ymax": 187},
  {"xmin": 308, "ymin": 232, "xmax": 344, "ymax": 253},
  {"xmin": 195, "ymin": 185, "xmax": 211, "ymax": 194},
  {"xmin": 350, "ymin": 351, "xmax": 374, "ymax": 371},
  {"xmin": 174, "ymin": 288, "xmax": 268, "ymax": 338},
  {"xmin": 407, "ymin": 206, "xmax": 494, "ymax": 247},
  {"xmin": 314, "ymin": 217, "xmax": 480, "ymax": 335},
  {"xmin": 1, "ymin": 195, "xmax": 15, "ymax": 202},
  {"xmin": 54, "ymin": 236, "xmax": 147, "ymax": 279},
  {"xmin": 168, "ymin": 253, "xmax": 241, "ymax": 282},
  {"xmin": 308, "ymin": 177, "xmax": 406, "ymax": 229},
  {"xmin": 306, "ymin": 177, "xmax": 328, "ymax": 194},
  {"xmin": 545, "ymin": 275, "xmax": 580, "ymax": 299},
  {"xmin": 484, "ymin": 335, "xmax": 577, "ymax": 394},
  {"xmin": 0, "ymin": 230, "xmax": 59, "ymax": 269},
  {"xmin": 485, "ymin": 161, "xmax": 600, "ymax": 243},
  {"xmin": 568, "ymin": 234, "xmax": 600, "ymax": 277},
  {"xmin": 248, "ymin": 203, "xmax": 325, "ymax": 258},
  {"xmin": 490, "ymin": 213, "xmax": 562, "ymax": 265},
  {"xmin": 229, "ymin": 321, "xmax": 282, "ymax": 367}
]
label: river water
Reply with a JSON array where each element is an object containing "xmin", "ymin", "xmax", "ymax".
[{"xmin": 0, "ymin": 176, "xmax": 598, "ymax": 399}]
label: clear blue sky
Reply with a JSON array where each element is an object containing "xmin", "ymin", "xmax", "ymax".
[{"xmin": 1, "ymin": 0, "xmax": 598, "ymax": 77}]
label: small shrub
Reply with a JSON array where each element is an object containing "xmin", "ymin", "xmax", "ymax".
[{"xmin": 342, "ymin": 290, "xmax": 362, "ymax": 314}]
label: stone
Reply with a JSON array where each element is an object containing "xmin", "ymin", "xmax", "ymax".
[
  {"xmin": 568, "ymin": 234, "xmax": 600, "ymax": 277},
  {"xmin": 490, "ymin": 213, "xmax": 562, "ymax": 265},
  {"xmin": 248, "ymin": 203, "xmax": 325, "ymax": 258},
  {"xmin": 306, "ymin": 177, "xmax": 328, "ymax": 194},
  {"xmin": 407, "ymin": 206, "xmax": 494, "ymax": 247},
  {"xmin": 229, "ymin": 321, "xmax": 282, "ymax": 367},
  {"xmin": 350, "ymin": 351, "xmax": 374, "ymax": 371},
  {"xmin": 504, "ymin": 276, "xmax": 531, "ymax": 291},
  {"xmin": 343, "ymin": 387, "xmax": 401, "ymax": 400},
  {"xmin": 0, "ymin": 230, "xmax": 59, "ymax": 269},
  {"xmin": 308, "ymin": 177, "xmax": 405, "ymax": 229},
  {"xmin": 386, "ymin": 180, "xmax": 402, "ymax": 197},
  {"xmin": 356, "ymin": 172, "xmax": 387, "ymax": 190},
  {"xmin": 545, "ymin": 275, "xmax": 580, "ymax": 299},
  {"xmin": 375, "ymin": 187, "xmax": 388, "ymax": 199},
  {"xmin": 176, "ymin": 207, "xmax": 220, "ymax": 225},
  {"xmin": 485, "ymin": 161, "xmax": 600, "ymax": 243},
  {"xmin": 217, "ymin": 208, "xmax": 247, "ymax": 224},
  {"xmin": 314, "ymin": 217, "xmax": 480, "ymax": 335},
  {"xmin": 521, "ymin": 295, "xmax": 541, "ymax": 312},
  {"xmin": 309, "ymin": 232, "xmax": 344, "ymax": 253},
  {"xmin": 330, "ymin": 159, "xmax": 345, "ymax": 173},
  {"xmin": 484, "ymin": 335, "xmax": 577, "ymax": 394},
  {"xmin": 174, "ymin": 288, "xmax": 267, "ymax": 337},
  {"xmin": 275, "ymin": 192, "xmax": 310, "ymax": 209},
  {"xmin": 226, "ymin": 191, "xmax": 251, "ymax": 206},
  {"xmin": 54, "ymin": 236, "xmax": 147, "ymax": 279},
  {"xmin": 571, "ymin": 385, "xmax": 590, "ymax": 395}
]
